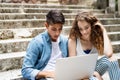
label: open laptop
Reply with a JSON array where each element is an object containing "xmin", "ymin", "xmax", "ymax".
[{"xmin": 55, "ymin": 54, "xmax": 98, "ymax": 80}]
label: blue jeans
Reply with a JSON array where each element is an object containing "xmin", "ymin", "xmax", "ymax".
[
  {"xmin": 95, "ymin": 56, "xmax": 110, "ymax": 76},
  {"xmin": 108, "ymin": 60, "xmax": 120, "ymax": 80}
]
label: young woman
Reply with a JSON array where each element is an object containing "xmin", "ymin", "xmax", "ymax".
[{"xmin": 68, "ymin": 11, "xmax": 113, "ymax": 80}]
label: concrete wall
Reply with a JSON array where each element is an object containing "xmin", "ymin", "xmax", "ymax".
[
  {"xmin": 109, "ymin": 0, "xmax": 116, "ymax": 13},
  {"xmin": 96, "ymin": 0, "xmax": 108, "ymax": 9},
  {"xmin": 118, "ymin": 0, "xmax": 120, "ymax": 15}
]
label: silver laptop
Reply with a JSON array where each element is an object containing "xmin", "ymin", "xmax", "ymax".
[{"xmin": 55, "ymin": 54, "xmax": 98, "ymax": 80}]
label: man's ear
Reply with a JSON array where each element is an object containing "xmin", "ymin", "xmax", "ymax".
[{"xmin": 44, "ymin": 22, "xmax": 49, "ymax": 28}]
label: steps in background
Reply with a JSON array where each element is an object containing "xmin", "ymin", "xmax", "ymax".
[
  {"xmin": 0, "ymin": 3, "xmax": 120, "ymax": 80},
  {"xmin": 0, "ymin": 13, "xmax": 115, "ymax": 20}
]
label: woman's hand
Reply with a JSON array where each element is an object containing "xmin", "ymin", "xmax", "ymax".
[
  {"xmin": 93, "ymin": 71, "xmax": 103, "ymax": 80},
  {"xmin": 94, "ymin": 22, "xmax": 105, "ymax": 31}
]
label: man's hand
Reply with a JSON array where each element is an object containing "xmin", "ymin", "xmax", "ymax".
[
  {"xmin": 36, "ymin": 71, "xmax": 55, "ymax": 79},
  {"xmin": 81, "ymin": 78, "xmax": 89, "ymax": 80}
]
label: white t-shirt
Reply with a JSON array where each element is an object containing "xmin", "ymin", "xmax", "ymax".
[{"xmin": 43, "ymin": 39, "xmax": 63, "ymax": 71}]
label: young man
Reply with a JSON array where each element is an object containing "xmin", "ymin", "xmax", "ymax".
[{"xmin": 21, "ymin": 10, "xmax": 68, "ymax": 80}]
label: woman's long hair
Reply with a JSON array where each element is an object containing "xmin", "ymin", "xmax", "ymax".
[{"xmin": 69, "ymin": 11, "xmax": 104, "ymax": 55}]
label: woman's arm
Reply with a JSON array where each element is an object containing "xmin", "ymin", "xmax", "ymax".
[
  {"xmin": 95, "ymin": 22, "xmax": 113, "ymax": 58},
  {"xmin": 103, "ymin": 28, "xmax": 113, "ymax": 58},
  {"xmin": 68, "ymin": 38, "xmax": 76, "ymax": 56}
]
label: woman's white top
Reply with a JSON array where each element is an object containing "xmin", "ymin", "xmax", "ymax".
[{"xmin": 76, "ymin": 38, "xmax": 98, "ymax": 56}]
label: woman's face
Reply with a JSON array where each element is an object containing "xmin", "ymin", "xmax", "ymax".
[{"xmin": 77, "ymin": 20, "xmax": 91, "ymax": 40}]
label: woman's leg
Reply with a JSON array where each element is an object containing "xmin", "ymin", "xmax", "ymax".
[
  {"xmin": 95, "ymin": 56, "xmax": 110, "ymax": 76},
  {"xmin": 108, "ymin": 60, "xmax": 120, "ymax": 80}
]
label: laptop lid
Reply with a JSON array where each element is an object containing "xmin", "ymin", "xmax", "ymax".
[{"xmin": 55, "ymin": 54, "xmax": 98, "ymax": 80}]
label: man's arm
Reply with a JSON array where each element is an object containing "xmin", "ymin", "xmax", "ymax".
[{"xmin": 22, "ymin": 39, "xmax": 42, "ymax": 80}]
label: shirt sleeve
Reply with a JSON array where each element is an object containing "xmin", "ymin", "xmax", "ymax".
[{"xmin": 21, "ymin": 39, "xmax": 42, "ymax": 80}]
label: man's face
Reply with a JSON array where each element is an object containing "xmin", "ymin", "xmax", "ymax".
[{"xmin": 45, "ymin": 23, "xmax": 63, "ymax": 42}]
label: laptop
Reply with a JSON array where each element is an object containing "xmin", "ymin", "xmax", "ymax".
[{"xmin": 55, "ymin": 54, "xmax": 98, "ymax": 80}]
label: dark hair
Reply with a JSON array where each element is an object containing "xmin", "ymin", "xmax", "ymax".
[{"xmin": 46, "ymin": 10, "xmax": 65, "ymax": 25}]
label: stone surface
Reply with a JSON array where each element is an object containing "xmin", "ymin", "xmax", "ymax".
[
  {"xmin": 97, "ymin": 0, "xmax": 108, "ymax": 9},
  {"xmin": 0, "ymin": 39, "xmax": 30, "ymax": 54},
  {"xmin": 0, "ymin": 13, "xmax": 115, "ymax": 20},
  {"xmin": 108, "ymin": 0, "xmax": 116, "ymax": 13},
  {"xmin": 0, "ymin": 52, "xmax": 25, "ymax": 72},
  {"xmin": 0, "ymin": 30, "xmax": 14, "ymax": 39},
  {"xmin": 118, "ymin": 0, "xmax": 120, "ymax": 15}
]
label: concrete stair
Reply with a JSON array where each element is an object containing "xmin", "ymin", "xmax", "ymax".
[
  {"xmin": 0, "ymin": 69, "xmax": 23, "ymax": 80},
  {"xmin": 0, "ymin": 3, "xmax": 93, "ymax": 9},
  {"xmin": 0, "ymin": 18, "xmax": 120, "ymax": 29},
  {"xmin": 0, "ymin": 13, "xmax": 115, "ymax": 20},
  {"xmin": 0, "ymin": 7, "xmax": 104, "ymax": 14},
  {"xmin": 0, "ymin": 3, "xmax": 120, "ymax": 80},
  {"xmin": 47, "ymin": 0, "xmax": 59, "ymax": 4}
]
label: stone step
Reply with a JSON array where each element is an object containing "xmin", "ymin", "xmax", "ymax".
[
  {"xmin": 0, "ymin": 52, "xmax": 119, "ymax": 74},
  {"xmin": 0, "ymin": 28, "xmax": 45, "ymax": 40},
  {"xmin": 94, "ymin": 13, "xmax": 115, "ymax": 18},
  {"xmin": 100, "ymin": 18, "xmax": 120, "ymax": 25},
  {"xmin": 0, "ymin": 37, "xmax": 120, "ymax": 54},
  {"xmin": 111, "ymin": 41, "xmax": 120, "ymax": 54},
  {"xmin": 0, "ymin": 7, "xmax": 104, "ymax": 13},
  {"xmin": 0, "ymin": 69, "xmax": 110, "ymax": 80},
  {"xmin": 0, "ymin": 52, "xmax": 25, "ymax": 72},
  {"xmin": 0, "ymin": 18, "xmax": 120, "ymax": 29},
  {"xmin": 0, "ymin": 27, "xmax": 120, "ymax": 41},
  {"xmin": 0, "ymin": 20, "xmax": 119, "ymax": 31},
  {"xmin": 104, "ymin": 24, "xmax": 120, "ymax": 32},
  {"xmin": 108, "ymin": 32, "xmax": 120, "ymax": 41},
  {"xmin": 0, "ymin": 38, "xmax": 30, "ymax": 54},
  {"xmin": 47, "ymin": 0, "xmax": 59, "ymax": 4},
  {"xmin": 0, "ymin": 13, "xmax": 115, "ymax": 20},
  {"xmin": 0, "ymin": 69, "xmax": 23, "ymax": 80},
  {"xmin": 0, "ymin": 3, "xmax": 93, "ymax": 9}
]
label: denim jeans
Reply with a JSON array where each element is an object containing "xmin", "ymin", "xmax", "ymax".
[
  {"xmin": 95, "ymin": 56, "xmax": 110, "ymax": 76},
  {"xmin": 108, "ymin": 60, "xmax": 120, "ymax": 80}
]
